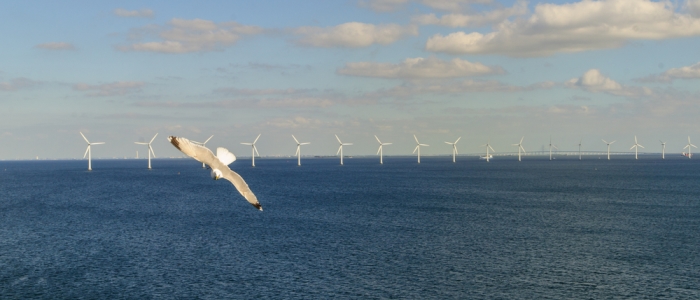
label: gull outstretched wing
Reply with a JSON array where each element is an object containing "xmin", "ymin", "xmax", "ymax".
[{"xmin": 168, "ymin": 136, "xmax": 262, "ymax": 211}]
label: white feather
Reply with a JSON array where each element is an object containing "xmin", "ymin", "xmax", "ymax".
[{"xmin": 216, "ymin": 147, "xmax": 236, "ymax": 165}]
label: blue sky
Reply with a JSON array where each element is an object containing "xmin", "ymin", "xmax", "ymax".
[{"xmin": 2, "ymin": 0, "xmax": 700, "ymax": 160}]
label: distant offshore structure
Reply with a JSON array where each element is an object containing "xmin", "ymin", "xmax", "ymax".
[{"xmin": 76, "ymin": 132, "xmax": 699, "ymax": 168}]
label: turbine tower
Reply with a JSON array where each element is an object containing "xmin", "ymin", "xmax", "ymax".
[
  {"xmin": 660, "ymin": 140, "xmax": 666, "ymax": 159},
  {"xmin": 193, "ymin": 135, "xmax": 213, "ymax": 168},
  {"xmin": 134, "ymin": 133, "xmax": 158, "ymax": 169},
  {"xmin": 602, "ymin": 139, "xmax": 616, "ymax": 160},
  {"xmin": 292, "ymin": 135, "xmax": 310, "ymax": 166},
  {"xmin": 630, "ymin": 136, "xmax": 644, "ymax": 160},
  {"xmin": 548, "ymin": 136, "xmax": 558, "ymax": 161},
  {"xmin": 512, "ymin": 137, "xmax": 525, "ymax": 162},
  {"xmin": 445, "ymin": 137, "xmax": 461, "ymax": 163},
  {"xmin": 683, "ymin": 136, "xmax": 697, "ymax": 159},
  {"xmin": 335, "ymin": 134, "xmax": 352, "ymax": 165},
  {"xmin": 481, "ymin": 141, "xmax": 495, "ymax": 162},
  {"xmin": 413, "ymin": 135, "xmax": 429, "ymax": 163},
  {"xmin": 578, "ymin": 139, "xmax": 582, "ymax": 160},
  {"xmin": 375, "ymin": 135, "xmax": 392, "ymax": 164},
  {"xmin": 241, "ymin": 134, "xmax": 261, "ymax": 167},
  {"xmin": 80, "ymin": 132, "xmax": 104, "ymax": 171}
]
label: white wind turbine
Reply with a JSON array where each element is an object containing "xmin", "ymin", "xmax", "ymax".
[
  {"xmin": 335, "ymin": 134, "xmax": 352, "ymax": 165},
  {"xmin": 375, "ymin": 135, "xmax": 391, "ymax": 164},
  {"xmin": 445, "ymin": 137, "xmax": 461, "ymax": 163},
  {"xmin": 548, "ymin": 136, "xmax": 558, "ymax": 161},
  {"xmin": 481, "ymin": 141, "xmax": 495, "ymax": 162},
  {"xmin": 292, "ymin": 135, "xmax": 310, "ymax": 166},
  {"xmin": 413, "ymin": 135, "xmax": 429, "ymax": 163},
  {"xmin": 193, "ymin": 135, "xmax": 214, "ymax": 168},
  {"xmin": 602, "ymin": 139, "xmax": 616, "ymax": 160},
  {"xmin": 134, "ymin": 133, "xmax": 158, "ymax": 169},
  {"xmin": 512, "ymin": 137, "xmax": 526, "ymax": 162},
  {"xmin": 630, "ymin": 136, "xmax": 644, "ymax": 160},
  {"xmin": 683, "ymin": 136, "xmax": 697, "ymax": 159},
  {"xmin": 241, "ymin": 134, "xmax": 261, "ymax": 167},
  {"xmin": 578, "ymin": 139, "xmax": 582, "ymax": 160},
  {"xmin": 80, "ymin": 132, "xmax": 104, "ymax": 171},
  {"xmin": 660, "ymin": 140, "xmax": 666, "ymax": 159}
]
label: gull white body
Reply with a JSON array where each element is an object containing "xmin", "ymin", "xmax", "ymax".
[
  {"xmin": 375, "ymin": 135, "xmax": 391, "ymax": 164},
  {"xmin": 335, "ymin": 134, "xmax": 352, "ymax": 165},
  {"xmin": 602, "ymin": 139, "xmax": 616, "ymax": 160},
  {"xmin": 630, "ymin": 136, "xmax": 644, "ymax": 160},
  {"xmin": 445, "ymin": 137, "xmax": 460, "ymax": 163},
  {"xmin": 241, "ymin": 134, "xmax": 261, "ymax": 167},
  {"xmin": 413, "ymin": 135, "xmax": 429, "ymax": 164},
  {"xmin": 135, "ymin": 133, "xmax": 158, "ymax": 169},
  {"xmin": 80, "ymin": 132, "xmax": 104, "ymax": 171},
  {"xmin": 292, "ymin": 135, "xmax": 310, "ymax": 166}
]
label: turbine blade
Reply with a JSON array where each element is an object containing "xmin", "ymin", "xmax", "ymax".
[
  {"xmin": 630, "ymin": 145, "xmax": 635, "ymax": 150},
  {"xmin": 454, "ymin": 146, "xmax": 458, "ymax": 155},
  {"xmin": 344, "ymin": 143, "xmax": 353, "ymax": 146},
  {"xmin": 692, "ymin": 144, "xmax": 698, "ymax": 148},
  {"xmin": 292, "ymin": 135, "xmax": 299, "ymax": 144},
  {"xmin": 384, "ymin": 143, "xmax": 392, "ymax": 145},
  {"xmin": 684, "ymin": 145, "xmax": 690, "ymax": 150},
  {"xmin": 135, "ymin": 142, "xmax": 148, "ymax": 145},
  {"xmin": 414, "ymin": 134, "xmax": 419, "ymax": 144},
  {"xmin": 611, "ymin": 140, "xmax": 616, "ymax": 144},
  {"xmin": 80, "ymin": 132, "xmax": 90, "ymax": 144},
  {"xmin": 149, "ymin": 133, "xmax": 159, "ymax": 144},
  {"xmin": 253, "ymin": 145, "xmax": 260, "ymax": 157},
  {"xmin": 375, "ymin": 135, "xmax": 381, "ymax": 144},
  {"xmin": 488, "ymin": 145, "xmax": 495, "ymax": 152},
  {"xmin": 520, "ymin": 136, "xmax": 524, "ymax": 144},
  {"xmin": 335, "ymin": 134, "xmax": 342, "ymax": 144},
  {"xmin": 520, "ymin": 145, "xmax": 526, "ymax": 153},
  {"xmin": 602, "ymin": 139, "xmax": 607, "ymax": 144},
  {"xmin": 446, "ymin": 142, "xmax": 453, "ymax": 145},
  {"xmin": 150, "ymin": 146, "xmax": 156, "ymax": 158},
  {"xmin": 83, "ymin": 146, "xmax": 90, "ymax": 158},
  {"xmin": 295, "ymin": 147, "xmax": 300, "ymax": 156},
  {"xmin": 413, "ymin": 145, "xmax": 419, "ymax": 154},
  {"xmin": 203, "ymin": 135, "xmax": 213, "ymax": 144},
  {"xmin": 377, "ymin": 146, "xmax": 382, "ymax": 155},
  {"xmin": 92, "ymin": 142, "xmax": 105, "ymax": 145},
  {"xmin": 639, "ymin": 145, "xmax": 644, "ymax": 149},
  {"xmin": 634, "ymin": 136, "xmax": 637, "ymax": 143},
  {"xmin": 300, "ymin": 143, "xmax": 310, "ymax": 145},
  {"xmin": 241, "ymin": 143, "xmax": 252, "ymax": 145},
  {"xmin": 420, "ymin": 144, "xmax": 429, "ymax": 146},
  {"xmin": 455, "ymin": 137, "xmax": 461, "ymax": 143},
  {"xmin": 253, "ymin": 134, "xmax": 261, "ymax": 144},
  {"xmin": 337, "ymin": 145, "xmax": 342, "ymax": 155}
]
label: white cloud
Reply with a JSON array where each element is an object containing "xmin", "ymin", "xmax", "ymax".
[
  {"xmin": 412, "ymin": 0, "xmax": 527, "ymax": 27},
  {"xmin": 73, "ymin": 81, "xmax": 144, "ymax": 97},
  {"xmin": 359, "ymin": 0, "xmax": 490, "ymax": 12},
  {"xmin": 0, "ymin": 78, "xmax": 40, "ymax": 91},
  {"xmin": 293, "ymin": 22, "xmax": 417, "ymax": 48},
  {"xmin": 214, "ymin": 88, "xmax": 314, "ymax": 96},
  {"xmin": 566, "ymin": 69, "xmax": 651, "ymax": 97},
  {"xmin": 366, "ymin": 79, "xmax": 552, "ymax": 98},
  {"xmin": 687, "ymin": 0, "xmax": 700, "ymax": 17},
  {"xmin": 638, "ymin": 62, "xmax": 700, "ymax": 82},
  {"xmin": 114, "ymin": 8, "xmax": 154, "ymax": 18},
  {"xmin": 119, "ymin": 19, "xmax": 263, "ymax": 53},
  {"xmin": 337, "ymin": 57, "xmax": 504, "ymax": 79},
  {"xmin": 34, "ymin": 42, "xmax": 75, "ymax": 50},
  {"xmin": 426, "ymin": 0, "xmax": 700, "ymax": 57}
]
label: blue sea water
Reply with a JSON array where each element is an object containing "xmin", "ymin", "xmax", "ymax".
[{"xmin": 1, "ymin": 156, "xmax": 699, "ymax": 299}]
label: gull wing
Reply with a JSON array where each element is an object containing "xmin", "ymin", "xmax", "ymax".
[
  {"xmin": 168, "ymin": 136, "xmax": 216, "ymax": 164},
  {"xmin": 219, "ymin": 167, "xmax": 262, "ymax": 211},
  {"xmin": 216, "ymin": 147, "xmax": 236, "ymax": 165}
]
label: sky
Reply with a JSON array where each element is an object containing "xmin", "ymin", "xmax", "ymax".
[{"xmin": 3, "ymin": 0, "xmax": 700, "ymax": 160}]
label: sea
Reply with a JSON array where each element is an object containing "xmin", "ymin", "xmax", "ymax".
[{"xmin": 1, "ymin": 155, "xmax": 699, "ymax": 299}]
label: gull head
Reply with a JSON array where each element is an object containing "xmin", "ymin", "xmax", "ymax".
[{"xmin": 210, "ymin": 169, "xmax": 223, "ymax": 180}]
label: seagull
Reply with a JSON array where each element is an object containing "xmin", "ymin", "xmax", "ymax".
[{"xmin": 168, "ymin": 136, "xmax": 262, "ymax": 211}]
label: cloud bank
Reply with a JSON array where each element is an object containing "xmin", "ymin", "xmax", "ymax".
[
  {"xmin": 337, "ymin": 57, "xmax": 504, "ymax": 79},
  {"xmin": 293, "ymin": 22, "xmax": 417, "ymax": 48}
]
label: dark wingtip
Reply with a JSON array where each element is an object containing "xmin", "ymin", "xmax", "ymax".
[
  {"xmin": 253, "ymin": 203, "xmax": 263, "ymax": 211},
  {"xmin": 168, "ymin": 136, "xmax": 181, "ymax": 151}
]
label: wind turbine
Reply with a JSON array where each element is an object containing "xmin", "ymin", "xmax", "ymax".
[
  {"xmin": 548, "ymin": 136, "xmax": 558, "ymax": 161},
  {"xmin": 660, "ymin": 140, "xmax": 666, "ymax": 159},
  {"xmin": 602, "ymin": 139, "xmax": 616, "ymax": 160},
  {"xmin": 80, "ymin": 132, "xmax": 104, "ymax": 171},
  {"xmin": 445, "ymin": 137, "xmax": 460, "ymax": 163},
  {"xmin": 335, "ymin": 134, "xmax": 352, "ymax": 165},
  {"xmin": 683, "ymin": 136, "xmax": 697, "ymax": 159},
  {"xmin": 481, "ymin": 141, "xmax": 495, "ymax": 162},
  {"xmin": 292, "ymin": 135, "xmax": 310, "ymax": 166},
  {"xmin": 241, "ymin": 134, "xmax": 261, "ymax": 167},
  {"xmin": 512, "ymin": 137, "xmax": 525, "ymax": 162},
  {"xmin": 134, "ymin": 133, "xmax": 158, "ymax": 169},
  {"xmin": 413, "ymin": 135, "xmax": 429, "ymax": 163},
  {"xmin": 193, "ymin": 135, "xmax": 213, "ymax": 168},
  {"xmin": 375, "ymin": 135, "xmax": 391, "ymax": 164},
  {"xmin": 630, "ymin": 136, "xmax": 644, "ymax": 160},
  {"xmin": 578, "ymin": 139, "xmax": 582, "ymax": 160}
]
